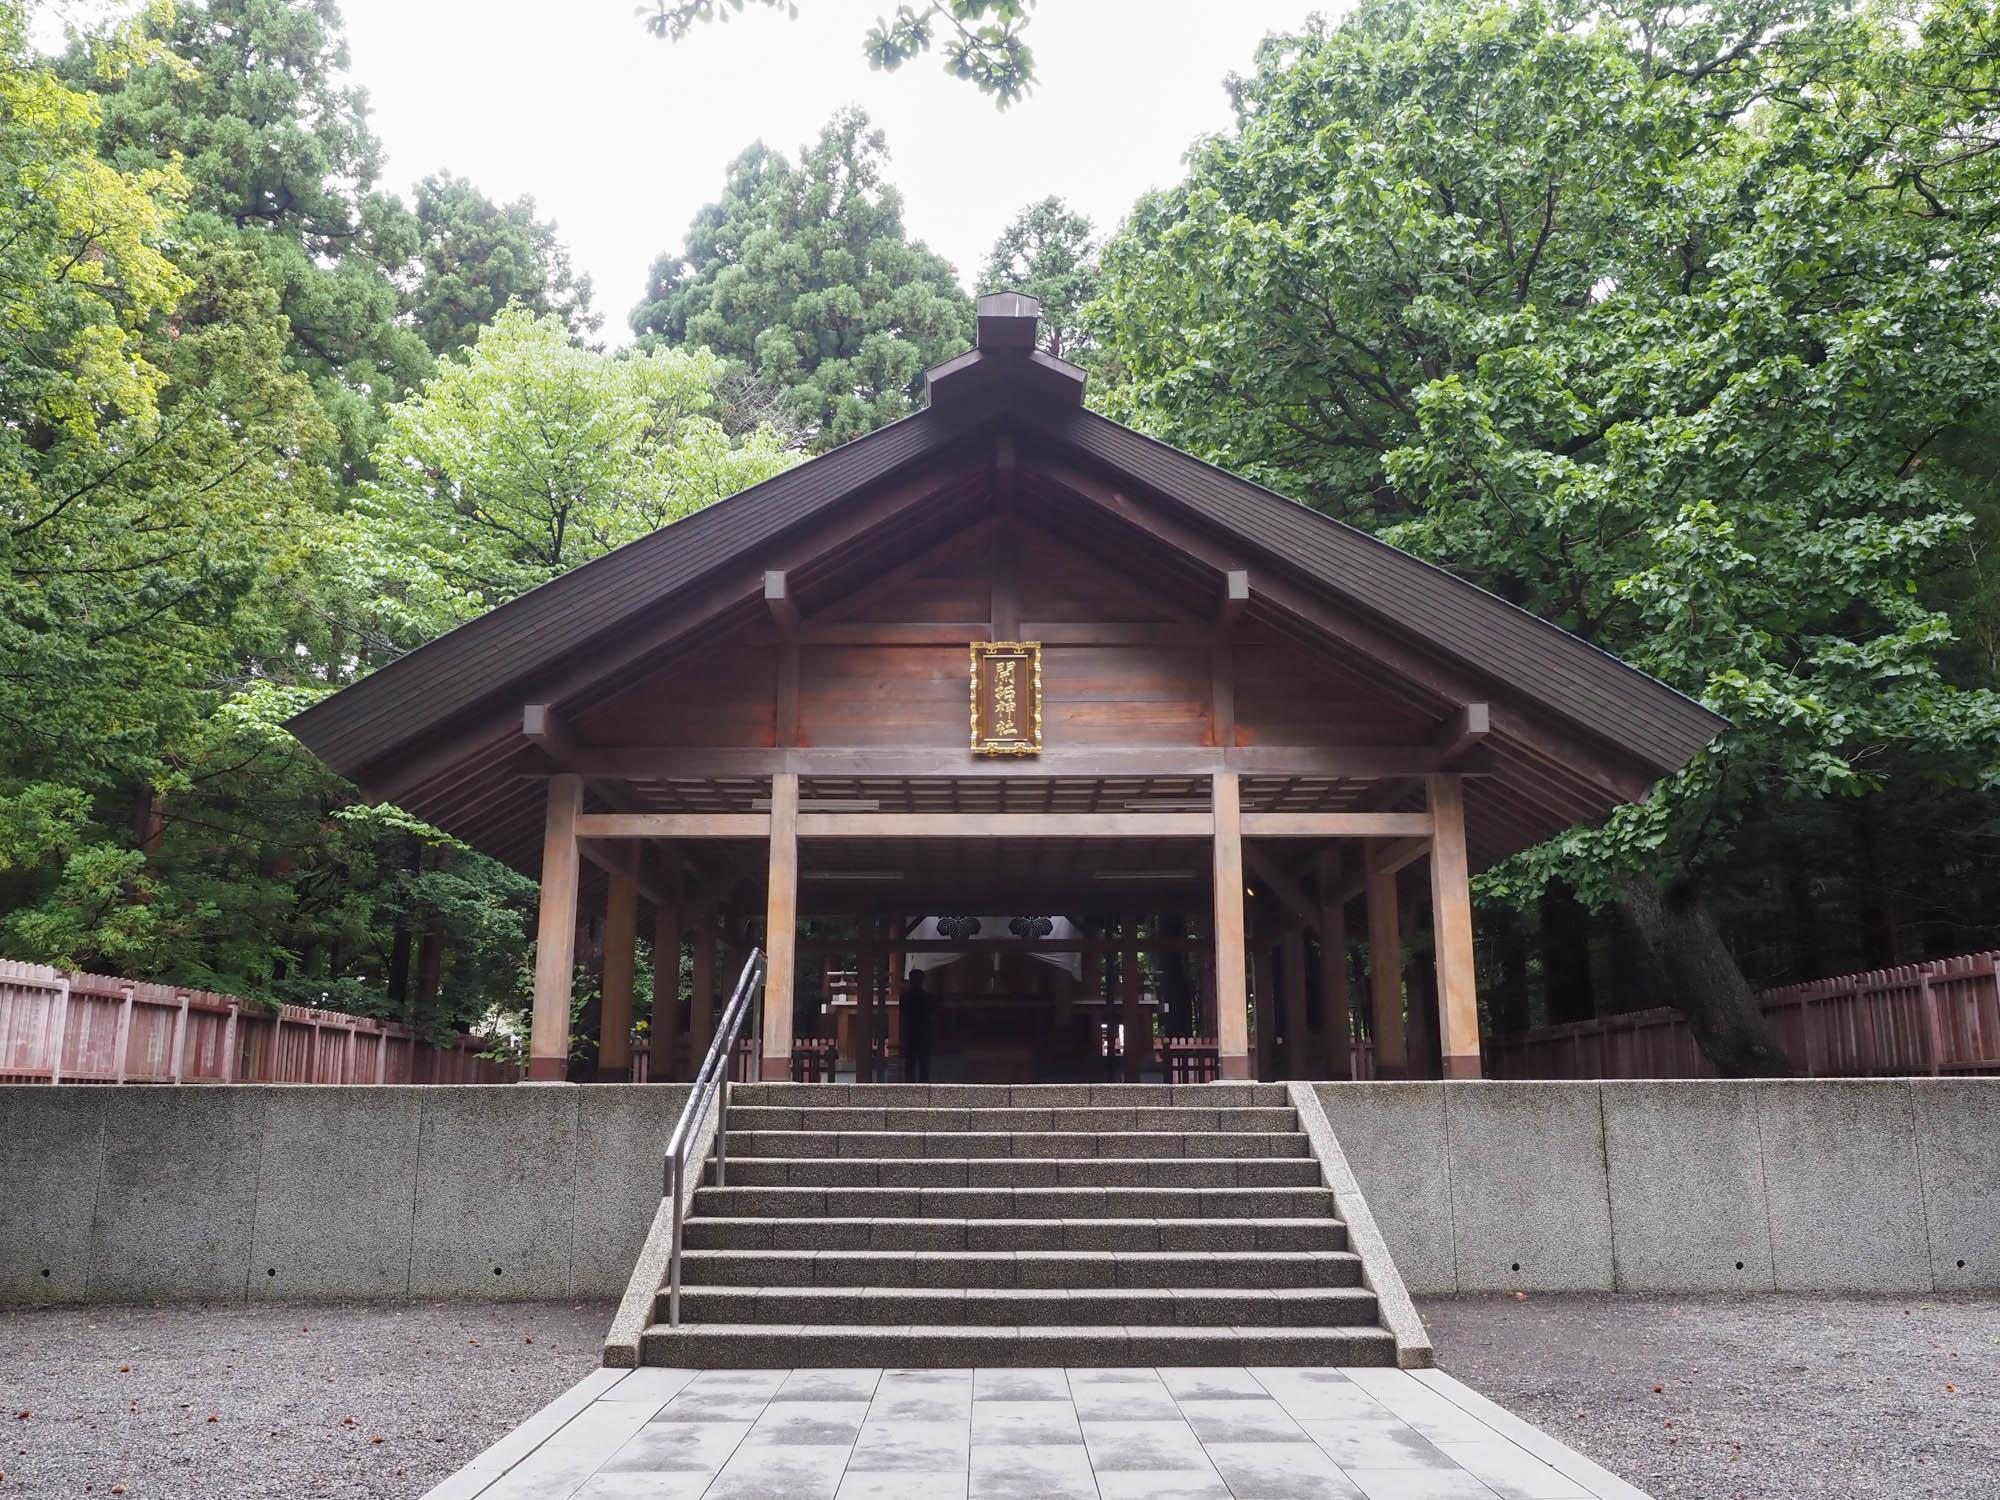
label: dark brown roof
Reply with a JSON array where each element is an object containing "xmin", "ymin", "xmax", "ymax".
[{"xmin": 289, "ymin": 306, "xmax": 1723, "ymax": 828}]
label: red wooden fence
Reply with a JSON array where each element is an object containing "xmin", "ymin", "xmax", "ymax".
[
  {"xmin": 0, "ymin": 960, "xmax": 517, "ymax": 1085},
  {"xmin": 1486, "ymin": 950, "xmax": 2000, "ymax": 1079}
]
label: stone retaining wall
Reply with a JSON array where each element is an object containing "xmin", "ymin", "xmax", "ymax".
[
  {"xmin": 0, "ymin": 1085, "xmax": 689, "ymax": 1303},
  {"xmin": 5, "ymin": 1080, "xmax": 1991, "ymax": 1304},
  {"xmin": 1316, "ymin": 1079, "xmax": 1998, "ymax": 1294}
]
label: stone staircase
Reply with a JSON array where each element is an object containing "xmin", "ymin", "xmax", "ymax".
[{"xmin": 632, "ymin": 1082, "xmax": 1404, "ymax": 1368}]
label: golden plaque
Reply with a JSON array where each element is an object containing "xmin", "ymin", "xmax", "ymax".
[{"xmin": 970, "ymin": 642, "xmax": 1042, "ymax": 755}]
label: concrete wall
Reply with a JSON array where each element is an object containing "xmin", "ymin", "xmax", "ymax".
[
  {"xmin": 7, "ymin": 1080, "xmax": 1991, "ymax": 1304},
  {"xmin": 1316, "ymin": 1079, "xmax": 2000, "ymax": 1295},
  {"xmin": 0, "ymin": 1084, "xmax": 689, "ymax": 1304}
]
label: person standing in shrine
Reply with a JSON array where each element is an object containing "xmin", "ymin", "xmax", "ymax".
[{"xmin": 900, "ymin": 966, "xmax": 934, "ymax": 1083}]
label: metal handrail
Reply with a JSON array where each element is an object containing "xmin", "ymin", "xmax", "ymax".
[{"xmin": 664, "ymin": 948, "xmax": 767, "ymax": 1326}]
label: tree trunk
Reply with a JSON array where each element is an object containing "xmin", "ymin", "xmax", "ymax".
[
  {"xmin": 1539, "ymin": 881, "xmax": 1596, "ymax": 1024},
  {"xmin": 1618, "ymin": 874, "xmax": 1790, "ymax": 1076},
  {"xmin": 1491, "ymin": 906, "xmax": 1531, "ymax": 1034}
]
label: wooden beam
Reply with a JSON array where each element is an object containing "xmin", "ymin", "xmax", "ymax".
[
  {"xmin": 799, "ymin": 621, "xmax": 993, "ymax": 645},
  {"xmin": 1241, "ymin": 812, "xmax": 1433, "ymax": 839},
  {"xmin": 1217, "ymin": 569, "xmax": 1249, "ymax": 628},
  {"xmin": 797, "ymin": 937, "xmax": 1211, "ymax": 955},
  {"xmin": 1332, "ymin": 837, "xmax": 1432, "ymax": 905},
  {"xmin": 1366, "ymin": 854, "xmax": 1408, "ymax": 1077},
  {"xmin": 760, "ymin": 772, "xmax": 799, "ymax": 1080},
  {"xmin": 575, "ymin": 813, "xmax": 769, "ymax": 838},
  {"xmin": 763, "ymin": 570, "xmax": 798, "ymax": 634},
  {"xmin": 1211, "ymin": 771, "xmax": 1251, "ymax": 1080},
  {"xmin": 1427, "ymin": 773, "xmax": 1483, "ymax": 1079},
  {"xmin": 992, "ymin": 522, "xmax": 1020, "ymax": 641},
  {"xmin": 529, "ymin": 774, "xmax": 583, "ymax": 1081},
  {"xmin": 599, "ymin": 851, "xmax": 639, "ymax": 1080},
  {"xmin": 1243, "ymin": 842, "xmax": 1324, "ymax": 937},
  {"xmin": 1436, "ymin": 702, "xmax": 1490, "ymax": 766},
  {"xmin": 797, "ymin": 812, "xmax": 1212, "ymax": 839},
  {"xmin": 1211, "ymin": 639, "xmax": 1235, "ymax": 749},
  {"xmin": 552, "ymin": 745, "xmax": 1494, "ymax": 782},
  {"xmin": 1020, "ymin": 622, "xmax": 1211, "ymax": 646}
]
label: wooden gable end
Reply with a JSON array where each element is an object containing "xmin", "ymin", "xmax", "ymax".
[{"xmin": 568, "ymin": 498, "xmax": 1437, "ymax": 761}]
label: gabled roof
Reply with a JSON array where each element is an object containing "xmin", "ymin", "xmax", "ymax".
[{"xmin": 289, "ymin": 294, "xmax": 1723, "ymax": 822}]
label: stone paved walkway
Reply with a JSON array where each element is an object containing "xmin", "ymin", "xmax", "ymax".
[{"xmin": 424, "ymin": 1365, "xmax": 1651, "ymax": 1499}]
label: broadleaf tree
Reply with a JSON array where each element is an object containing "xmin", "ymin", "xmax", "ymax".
[{"xmin": 1091, "ymin": 0, "xmax": 2000, "ymax": 1072}]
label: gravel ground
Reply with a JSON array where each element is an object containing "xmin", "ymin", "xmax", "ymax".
[
  {"xmin": 0, "ymin": 1300, "xmax": 610, "ymax": 1500},
  {"xmin": 3, "ymin": 1295, "xmax": 1994, "ymax": 1499},
  {"xmin": 1422, "ymin": 1292, "xmax": 2000, "ymax": 1499}
]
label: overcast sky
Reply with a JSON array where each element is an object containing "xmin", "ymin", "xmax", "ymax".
[{"xmin": 327, "ymin": 0, "xmax": 1331, "ymax": 342}]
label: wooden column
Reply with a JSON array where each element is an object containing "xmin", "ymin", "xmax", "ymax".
[
  {"xmin": 1281, "ymin": 915, "xmax": 1309, "ymax": 1080},
  {"xmin": 689, "ymin": 913, "xmax": 716, "ymax": 1075},
  {"xmin": 1121, "ymin": 934, "xmax": 1143, "ymax": 1082},
  {"xmin": 599, "ymin": 851, "xmax": 639, "ymax": 1081},
  {"xmin": 1211, "ymin": 771, "xmax": 1252, "ymax": 1079},
  {"xmin": 761, "ymin": 771, "xmax": 799, "ymax": 1080},
  {"xmin": 529, "ymin": 773, "xmax": 583, "ymax": 1081},
  {"xmin": 1366, "ymin": 849, "xmax": 1408, "ymax": 1078},
  {"xmin": 649, "ymin": 898, "xmax": 681, "ymax": 1082},
  {"xmin": 858, "ymin": 936, "xmax": 880, "ymax": 1084},
  {"xmin": 1319, "ymin": 897, "xmax": 1352, "ymax": 1080},
  {"xmin": 1426, "ymin": 773, "xmax": 1484, "ymax": 1079}
]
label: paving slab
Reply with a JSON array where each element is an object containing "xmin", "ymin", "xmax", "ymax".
[{"xmin": 423, "ymin": 1365, "xmax": 1655, "ymax": 1499}]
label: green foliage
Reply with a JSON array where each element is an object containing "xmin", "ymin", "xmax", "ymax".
[
  {"xmin": 403, "ymin": 172, "xmax": 600, "ymax": 357},
  {"xmin": 63, "ymin": 0, "xmax": 432, "ymax": 472},
  {"xmin": 641, "ymin": 0, "xmax": 1037, "ymax": 105},
  {"xmin": 344, "ymin": 305, "xmax": 796, "ymax": 650},
  {"xmin": 1093, "ymin": 0, "xmax": 2000, "ymax": 911},
  {"xmin": 979, "ymin": 195, "xmax": 1098, "ymax": 360},
  {"xmin": 629, "ymin": 108, "xmax": 974, "ymax": 451}
]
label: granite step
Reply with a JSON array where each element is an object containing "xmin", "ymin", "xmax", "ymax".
[
  {"xmin": 724, "ymin": 1105, "xmax": 1300, "ymax": 1134},
  {"xmin": 728, "ymin": 1082, "xmax": 1292, "ymax": 1107},
  {"xmin": 636, "ymin": 1321, "xmax": 1399, "ymax": 1368},
  {"xmin": 665, "ymin": 1284, "xmax": 1380, "ymax": 1328},
  {"xmin": 675, "ymin": 1247, "xmax": 1366, "ymax": 1289},
  {"xmin": 708, "ymin": 1155, "xmax": 1324, "ymax": 1188},
  {"xmin": 682, "ymin": 1215, "xmax": 1349, "ymax": 1253},
  {"xmin": 725, "ymin": 1129, "xmax": 1313, "ymax": 1159},
  {"xmin": 691, "ymin": 1184, "xmax": 1336, "ymax": 1221}
]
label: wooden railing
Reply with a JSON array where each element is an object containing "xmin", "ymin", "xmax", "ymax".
[
  {"xmin": 0, "ymin": 960, "xmax": 516, "ymax": 1085},
  {"xmin": 1486, "ymin": 950, "xmax": 2000, "ymax": 1079}
]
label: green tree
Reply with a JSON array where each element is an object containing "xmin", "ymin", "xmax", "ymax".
[
  {"xmin": 64, "ymin": 0, "xmax": 431, "ymax": 472},
  {"xmin": 641, "ymin": 0, "xmax": 1038, "ymax": 106},
  {"xmin": 979, "ymin": 195, "xmax": 1097, "ymax": 360},
  {"xmin": 344, "ymin": 305, "xmax": 796, "ymax": 646},
  {"xmin": 403, "ymin": 171, "xmax": 599, "ymax": 357},
  {"xmin": 1092, "ymin": 0, "xmax": 2000, "ymax": 1071},
  {"xmin": 630, "ymin": 108, "xmax": 973, "ymax": 451}
]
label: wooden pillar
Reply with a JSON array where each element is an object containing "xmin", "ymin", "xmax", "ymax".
[
  {"xmin": 1121, "ymin": 935, "xmax": 1143, "ymax": 1082},
  {"xmin": 1281, "ymin": 914, "xmax": 1309, "ymax": 1080},
  {"xmin": 858, "ymin": 936, "xmax": 880, "ymax": 1084},
  {"xmin": 599, "ymin": 852, "xmax": 639, "ymax": 1081},
  {"xmin": 761, "ymin": 771, "xmax": 799, "ymax": 1080},
  {"xmin": 1366, "ymin": 849, "xmax": 1408, "ymax": 1078},
  {"xmin": 1251, "ymin": 926, "xmax": 1276, "ymax": 1083},
  {"xmin": 649, "ymin": 897, "xmax": 681, "ymax": 1082},
  {"xmin": 1427, "ymin": 773, "xmax": 1484, "ymax": 1079},
  {"xmin": 689, "ymin": 913, "xmax": 716, "ymax": 1075},
  {"xmin": 1211, "ymin": 771, "xmax": 1251, "ymax": 1079},
  {"xmin": 529, "ymin": 773, "xmax": 583, "ymax": 1081},
  {"xmin": 1319, "ymin": 897, "xmax": 1351, "ymax": 1080}
]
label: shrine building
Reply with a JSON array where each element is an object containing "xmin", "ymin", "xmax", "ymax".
[{"xmin": 288, "ymin": 293, "xmax": 1722, "ymax": 1086}]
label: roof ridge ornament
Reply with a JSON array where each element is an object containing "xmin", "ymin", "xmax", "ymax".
[{"xmin": 924, "ymin": 290, "xmax": 1087, "ymax": 410}]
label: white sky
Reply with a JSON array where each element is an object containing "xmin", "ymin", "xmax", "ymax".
[{"xmin": 330, "ymin": 0, "xmax": 1332, "ymax": 342}]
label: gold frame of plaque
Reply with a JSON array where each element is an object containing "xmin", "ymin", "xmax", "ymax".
[{"xmin": 969, "ymin": 641, "xmax": 1043, "ymax": 756}]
